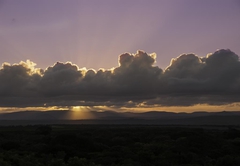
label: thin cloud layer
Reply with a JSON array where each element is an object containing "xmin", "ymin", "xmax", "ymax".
[{"xmin": 0, "ymin": 49, "xmax": 240, "ymax": 107}]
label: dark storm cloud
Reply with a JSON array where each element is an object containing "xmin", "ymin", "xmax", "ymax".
[
  {"xmin": 1, "ymin": 49, "xmax": 240, "ymax": 107},
  {"xmin": 40, "ymin": 62, "xmax": 82, "ymax": 96},
  {"xmin": 0, "ymin": 60, "xmax": 42, "ymax": 97},
  {"xmin": 113, "ymin": 50, "xmax": 162, "ymax": 95},
  {"xmin": 162, "ymin": 49, "xmax": 240, "ymax": 95},
  {"xmin": 164, "ymin": 53, "xmax": 204, "ymax": 79}
]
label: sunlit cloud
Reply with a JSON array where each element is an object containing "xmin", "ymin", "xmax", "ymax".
[
  {"xmin": 0, "ymin": 49, "xmax": 240, "ymax": 113},
  {"xmin": 120, "ymin": 102, "xmax": 240, "ymax": 113},
  {"xmin": 0, "ymin": 106, "xmax": 67, "ymax": 113}
]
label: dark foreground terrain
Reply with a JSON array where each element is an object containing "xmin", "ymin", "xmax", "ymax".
[{"xmin": 0, "ymin": 125, "xmax": 240, "ymax": 166}]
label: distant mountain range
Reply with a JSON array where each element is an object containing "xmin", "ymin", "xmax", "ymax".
[{"xmin": 1, "ymin": 110, "xmax": 240, "ymax": 125}]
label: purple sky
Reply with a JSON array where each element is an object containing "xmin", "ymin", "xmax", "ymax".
[{"xmin": 0, "ymin": 0, "xmax": 240, "ymax": 70}]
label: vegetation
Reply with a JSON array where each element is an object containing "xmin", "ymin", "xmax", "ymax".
[{"xmin": 0, "ymin": 125, "xmax": 240, "ymax": 166}]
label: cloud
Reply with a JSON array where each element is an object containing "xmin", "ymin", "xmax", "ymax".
[
  {"xmin": 203, "ymin": 49, "xmax": 240, "ymax": 91},
  {"xmin": 0, "ymin": 49, "xmax": 240, "ymax": 108},
  {"xmin": 0, "ymin": 60, "xmax": 42, "ymax": 97},
  {"xmin": 113, "ymin": 50, "xmax": 162, "ymax": 95},
  {"xmin": 165, "ymin": 53, "xmax": 204, "ymax": 79},
  {"xmin": 162, "ymin": 49, "xmax": 240, "ymax": 95},
  {"xmin": 40, "ymin": 62, "xmax": 82, "ymax": 96}
]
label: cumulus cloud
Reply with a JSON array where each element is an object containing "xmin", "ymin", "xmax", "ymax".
[
  {"xmin": 113, "ymin": 50, "xmax": 162, "ymax": 95},
  {"xmin": 165, "ymin": 53, "xmax": 203, "ymax": 79},
  {"xmin": 0, "ymin": 49, "xmax": 240, "ymax": 108},
  {"xmin": 40, "ymin": 62, "xmax": 82, "ymax": 96},
  {"xmin": 0, "ymin": 60, "xmax": 42, "ymax": 97}
]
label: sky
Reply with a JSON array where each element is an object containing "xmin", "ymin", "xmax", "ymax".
[{"xmin": 0, "ymin": 0, "xmax": 240, "ymax": 115}]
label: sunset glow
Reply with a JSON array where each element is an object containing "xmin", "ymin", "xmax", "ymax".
[{"xmin": 0, "ymin": 0, "xmax": 240, "ymax": 119}]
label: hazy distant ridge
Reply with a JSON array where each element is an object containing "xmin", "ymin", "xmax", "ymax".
[{"xmin": 1, "ymin": 110, "xmax": 240, "ymax": 125}]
